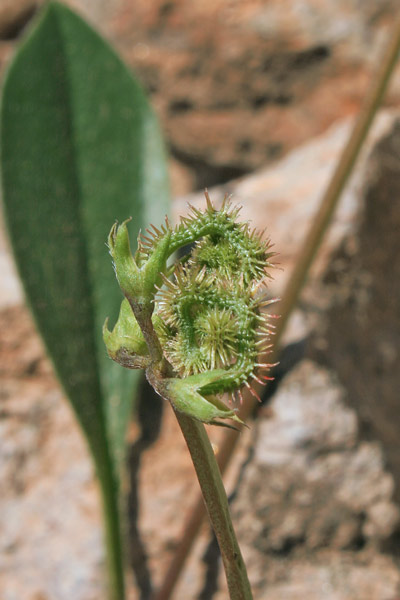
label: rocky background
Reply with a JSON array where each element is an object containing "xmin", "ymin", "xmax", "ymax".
[{"xmin": 1, "ymin": 1, "xmax": 400, "ymax": 600}]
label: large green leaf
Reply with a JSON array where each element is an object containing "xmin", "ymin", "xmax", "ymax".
[
  {"xmin": 1, "ymin": 0, "xmax": 169, "ymax": 470},
  {"xmin": 1, "ymin": 3, "xmax": 169, "ymax": 595}
]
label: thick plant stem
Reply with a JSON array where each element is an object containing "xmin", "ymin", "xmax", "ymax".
[
  {"xmin": 174, "ymin": 410, "xmax": 253, "ymax": 600},
  {"xmin": 153, "ymin": 15, "xmax": 400, "ymax": 600}
]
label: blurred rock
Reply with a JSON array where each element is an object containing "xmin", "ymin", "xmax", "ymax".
[
  {"xmin": 0, "ymin": 307, "xmax": 104, "ymax": 600},
  {"xmin": 0, "ymin": 1, "xmax": 36, "ymax": 40},
  {"xmin": 0, "ymin": 212, "xmax": 23, "ymax": 309},
  {"xmin": 311, "ymin": 118, "xmax": 400, "ymax": 505},
  {"xmin": 228, "ymin": 360, "xmax": 400, "ymax": 599},
  {"xmin": 109, "ymin": 0, "xmax": 400, "ymax": 189}
]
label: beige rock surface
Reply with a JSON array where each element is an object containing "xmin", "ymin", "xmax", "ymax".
[
  {"xmin": 0, "ymin": 307, "xmax": 104, "ymax": 600},
  {"xmin": 220, "ymin": 361, "xmax": 400, "ymax": 600},
  {"xmin": 110, "ymin": 0, "xmax": 400, "ymax": 188}
]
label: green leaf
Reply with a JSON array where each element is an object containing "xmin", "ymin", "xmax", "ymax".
[{"xmin": 0, "ymin": 2, "xmax": 170, "ymax": 596}]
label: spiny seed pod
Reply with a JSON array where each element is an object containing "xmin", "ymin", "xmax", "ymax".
[
  {"xmin": 156, "ymin": 266, "xmax": 271, "ymax": 378},
  {"xmin": 104, "ymin": 191, "xmax": 277, "ymax": 426}
]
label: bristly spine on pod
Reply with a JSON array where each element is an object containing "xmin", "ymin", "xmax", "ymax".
[{"xmin": 104, "ymin": 190, "xmax": 277, "ymax": 427}]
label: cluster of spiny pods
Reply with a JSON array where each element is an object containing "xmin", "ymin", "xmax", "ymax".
[{"xmin": 104, "ymin": 191, "xmax": 277, "ymax": 425}]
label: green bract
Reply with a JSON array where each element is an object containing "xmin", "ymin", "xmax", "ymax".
[
  {"xmin": 163, "ymin": 373, "xmax": 245, "ymax": 427},
  {"xmin": 108, "ymin": 219, "xmax": 171, "ymax": 306},
  {"xmin": 104, "ymin": 193, "xmax": 276, "ymax": 425}
]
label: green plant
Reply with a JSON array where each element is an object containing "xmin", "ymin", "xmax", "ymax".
[
  {"xmin": 103, "ymin": 192, "xmax": 276, "ymax": 598},
  {"xmin": 5, "ymin": 0, "xmax": 397, "ymax": 597}
]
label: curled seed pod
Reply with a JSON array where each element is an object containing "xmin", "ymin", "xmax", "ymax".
[
  {"xmin": 154, "ymin": 195, "xmax": 277, "ymax": 404},
  {"xmin": 156, "ymin": 266, "xmax": 273, "ymax": 386}
]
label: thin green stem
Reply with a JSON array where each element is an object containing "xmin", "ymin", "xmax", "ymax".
[
  {"xmin": 175, "ymin": 410, "xmax": 253, "ymax": 600},
  {"xmin": 129, "ymin": 300, "xmax": 171, "ymax": 377},
  {"xmin": 135, "ymin": 310, "xmax": 253, "ymax": 598},
  {"xmin": 129, "ymin": 302, "xmax": 162, "ymax": 361}
]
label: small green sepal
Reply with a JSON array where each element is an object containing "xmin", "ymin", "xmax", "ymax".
[
  {"xmin": 163, "ymin": 372, "xmax": 246, "ymax": 427},
  {"xmin": 103, "ymin": 298, "xmax": 150, "ymax": 369}
]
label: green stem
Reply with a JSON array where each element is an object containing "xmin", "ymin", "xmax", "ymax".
[
  {"xmin": 97, "ymin": 457, "xmax": 126, "ymax": 600},
  {"xmin": 129, "ymin": 300, "xmax": 170, "ymax": 376},
  {"xmin": 174, "ymin": 410, "xmax": 253, "ymax": 600},
  {"xmin": 134, "ymin": 294, "xmax": 252, "ymax": 597},
  {"xmin": 145, "ymin": 364, "xmax": 252, "ymax": 598}
]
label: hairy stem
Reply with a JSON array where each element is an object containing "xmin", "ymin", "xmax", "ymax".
[
  {"xmin": 175, "ymin": 410, "xmax": 253, "ymax": 600},
  {"xmin": 128, "ymin": 301, "xmax": 163, "ymax": 362}
]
